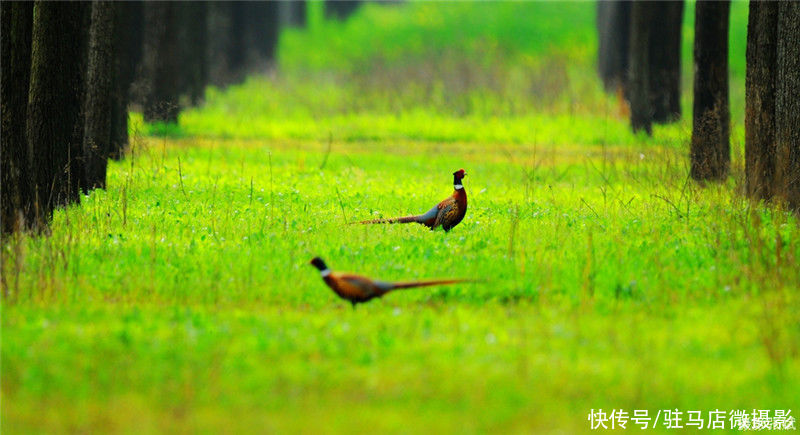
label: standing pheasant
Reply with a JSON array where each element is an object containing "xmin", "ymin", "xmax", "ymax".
[
  {"xmin": 310, "ymin": 257, "xmax": 470, "ymax": 306},
  {"xmin": 357, "ymin": 169, "xmax": 467, "ymax": 232}
]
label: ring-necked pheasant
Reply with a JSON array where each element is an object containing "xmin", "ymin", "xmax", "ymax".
[
  {"xmin": 310, "ymin": 257, "xmax": 471, "ymax": 306},
  {"xmin": 356, "ymin": 169, "xmax": 467, "ymax": 232}
]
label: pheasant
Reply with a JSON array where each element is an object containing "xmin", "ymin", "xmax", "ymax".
[
  {"xmin": 357, "ymin": 169, "xmax": 467, "ymax": 232},
  {"xmin": 310, "ymin": 257, "xmax": 470, "ymax": 306}
]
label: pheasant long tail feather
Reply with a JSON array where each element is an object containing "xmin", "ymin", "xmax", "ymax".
[
  {"xmin": 356, "ymin": 215, "xmax": 420, "ymax": 224},
  {"xmin": 389, "ymin": 278, "xmax": 473, "ymax": 290}
]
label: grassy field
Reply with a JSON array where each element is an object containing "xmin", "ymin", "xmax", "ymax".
[{"xmin": 3, "ymin": 1, "xmax": 799, "ymax": 433}]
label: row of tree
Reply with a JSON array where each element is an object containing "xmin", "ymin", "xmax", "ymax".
[
  {"xmin": 1, "ymin": 1, "xmax": 364, "ymax": 236},
  {"xmin": 597, "ymin": 0, "xmax": 799, "ymax": 211}
]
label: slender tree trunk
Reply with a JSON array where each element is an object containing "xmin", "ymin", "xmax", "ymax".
[
  {"xmin": 325, "ymin": 0, "xmax": 361, "ymax": 20},
  {"xmin": 247, "ymin": 1, "xmax": 280, "ymax": 69},
  {"xmin": 1, "ymin": 2, "xmax": 33, "ymax": 234},
  {"xmin": 280, "ymin": 0, "xmax": 306, "ymax": 28},
  {"xmin": 745, "ymin": 2, "xmax": 778, "ymax": 200},
  {"xmin": 628, "ymin": 1, "xmax": 652, "ymax": 134},
  {"xmin": 207, "ymin": 1, "xmax": 233, "ymax": 86},
  {"xmin": 143, "ymin": 1, "xmax": 180, "ymax": 123},
  {"xmin": 181, "ymin": 2, "xmax": 208, "ymax": 105},
  {"xmin": 650, "ymin": 0, "xmax": 684, "ymax": 123},
  {"xmin": 110, "ymin": 1, "xmax": 143, "ymax": 159},
  {"xmin": 227, "ymin": 1, "xmax": 247, "ymax": 80},
  {"xmin": 83, "ymin": 1, "xmax": 116, "ymax": 191},
  {"xmin": 27, "ymin": 1, "xmax": 90, "ymax": 222},
  {"xmin": 596, "ymin": 0, "xmax": 630, "ymax": 93},
  {"xmin": 774, "ymin": 1, "xmax": 800, "ymax": 211},
  {"xmin": 691, "ymin": 0, "xmax": 730, "ymax": 181}
]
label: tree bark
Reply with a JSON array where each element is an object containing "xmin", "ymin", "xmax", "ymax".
[
  {"xmin": 110, "ymin": 1, "xmax": 143, "ymax": 159},
  {"xmin": 1, "ymin": 2, "xmax": 33, "ymax": 234},
  {"xmin": 745, "ymin": 1, "xmax": 778, "ymax": 200},
  {"xmin": 27, "ymin": 1, "xmax": 90, "ymax": 221},
  {"xmin": 649, "ymin": 0, "xmax": 684, "ymax": 123},
  {"xmin": 774, "ymin": 1, "xmax": 800, "ymax": 211},
  {"xmin": 83, "ymin": 1, "xmax": 116, "ymax": 191},
  {"xmin": 628, "ymin": 1, "xmax": 652, "ymax": 134},
  {"xmin": 690, "ymin": 0, "xmax": 730, "ymax": 181},
  {"xmin": 181, "ymin": 2, "xmax": 208, "ymax": 105},
  {"xmin": 143, "ymin": 1, "xmax": 180, "ymax": 123},
  {"xmin": 596, "ymin": 0, "xmax": 630, "ymax": 93}
]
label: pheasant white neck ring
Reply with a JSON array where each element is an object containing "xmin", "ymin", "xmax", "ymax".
[
  {"xmin": 454, "ymin": 184, "xmax": 463, "ymax": 190},
  {"xmin": 320, "ymin": 269, "xmax": 331, "ymax": 277}
]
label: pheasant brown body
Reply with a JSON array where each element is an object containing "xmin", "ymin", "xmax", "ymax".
[
  {"xmin": 310, "ymin": 257, "xmax": 470, "ymax": 306},
  {"xmin": 357, "ymin": 169, "xmax": 468, "ymax": 232}
]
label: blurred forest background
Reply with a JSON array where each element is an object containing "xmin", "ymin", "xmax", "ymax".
[{"xmin": 2, "ymin": 1, "xmax": 799, "ymax": 432}]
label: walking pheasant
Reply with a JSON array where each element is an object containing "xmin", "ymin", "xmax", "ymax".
[
  {"xmin": 357, "ymin": 169, "xmax": 467, "ymax": 232},
  {"xmin": 310, "ymin": 257, "xmax": 470, "ymax": 306}
]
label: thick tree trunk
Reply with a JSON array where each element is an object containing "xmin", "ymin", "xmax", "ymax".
[
  {"xmin": 774, "ymin": 1, "xmax": 800, "ymax": 211},
  {"xmin": 27, "ymin": 1, "xmax": 90, "ymax": 221},
  {"xmin": 110, "ymin": 1, "xmax": 143, "ymax": 159},
  {"xmin": 690, "ymin": 0, "xmax": 730, "ymax": 181},
  {"xmin": 143, "ymin": 1, "xmax": 180, "ymax": 123},
  {"xmin": 1, "ymin": 2, "xmax": 33, "ymax": 234},
  {"xmin": 649, "ymin": 0, "xmax": 684, "ymax": 123},
  {"xmin": 83, "ymin": 1, "xmax": 116, "ymax": 191},
  {"xmin": 745, "ymin": 2, "xmax": 778, "ymax": 200},
  {"xmin": 596, "ymin": 0, "xmax": 630, "ymax": 92},
  {"xmin": 628, "ymin": 1, "xmax": 652, "ymax": 134}
]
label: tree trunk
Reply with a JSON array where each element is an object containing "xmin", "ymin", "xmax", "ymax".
[
  {"xmin": 1, "ymin": 2, "xmax": 33, "ymax": 234},
  {"xmin": 649, "ymin": 0, "xmax": 684, "ymax": 123},
  {"xmin": 596, "ymin": 0, "xmax": 630, "ymax": 93},
  {"xmin": 246, "ymin": 1, "xmax": 280, "ymax": 69},
  {"xmin": 690, "ymin": 0, "xmax": 730, "ymax": 181},
  {"xmin": 83, "ymin": 1, "xmax": 116, "ymax": 191},
  {"xmin": 143, "ymin": 1, "xmax": 180, "ymax": 123},
  {"xmin": 181, "ymin": 2, "xmax": 208, "ymax": 105},
  {"xmin": 110, "ymin": 1, "xmax": 143, "ymax": 159},
  {"xmin": 325, "ymin": 0, "xmax": 361, "ymax": 20},
  {"xmin": 227, "ymin": 1, "xmax": 247, "ymax": 80},
  {"xmin": 207, "ymin": 1, "xmax": 233, "ymax": 86},
  {"xmin": 280, "ymin": 0, "xmax": 306, "ymax": 28},
  {"xmin": 27, "ymin": 1, "xmax": 90, "ymax": 221},
  {"xmin": 774, "ymin": 1, "xmax": 800, "ymax": 211},
  {"xmin": 628, "ymin": 1, "xmax": 652, "ymax": 134},
  {"xmin": 745, "ymin": 1, "xmax": 778, "ymax": 200}
]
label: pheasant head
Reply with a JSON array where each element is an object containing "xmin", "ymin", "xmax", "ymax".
[
  {"xmin": 310, "ymin": 257, "xmax": 331, "ymax": 277},
  {"xmin": 453, "ymin": 168, "xmax": 467, "ymax": 190}
]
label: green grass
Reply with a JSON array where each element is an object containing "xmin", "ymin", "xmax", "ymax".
[{"xmin": 3, "ymin": 1, "xmax": 799, "ymax": 433}]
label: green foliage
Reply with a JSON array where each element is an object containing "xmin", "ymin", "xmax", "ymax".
[
  {"xmin": 3, "ymin": 135, "xmax": 798, "ymax": 432},
  {"xmin": 3, "ymin": 1, "xmax": 797, "ymax": 432}
]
